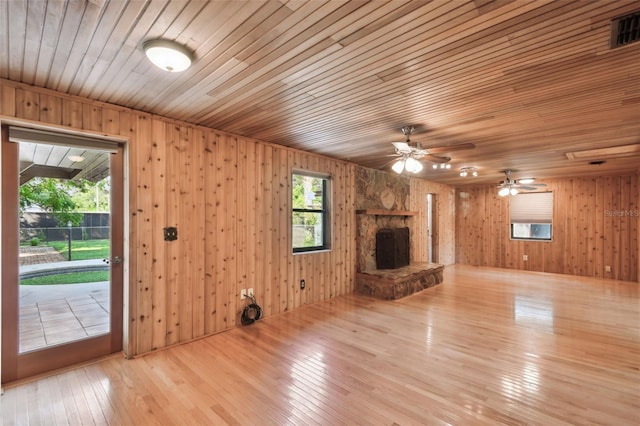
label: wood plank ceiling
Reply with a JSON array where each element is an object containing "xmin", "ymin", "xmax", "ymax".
[{"xmin": 1, "ymin": 0, "xmax": 639, "ymax": 186}]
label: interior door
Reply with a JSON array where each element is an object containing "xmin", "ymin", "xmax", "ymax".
[
  {"xmin": 427, "ymin": 193, "xmax": 439, "ymax": 264},
  {"xmin": 1, "ymin": 125, "xmax": 124, "ymax": 383}
]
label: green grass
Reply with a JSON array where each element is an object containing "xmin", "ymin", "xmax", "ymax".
[
  {"xmin": 48, "ymin": 239, "xmax": 110, "ymax": 261},
  {"xmin": 20, "ymin": 271, "xmax": 109, "ymax": 286}
]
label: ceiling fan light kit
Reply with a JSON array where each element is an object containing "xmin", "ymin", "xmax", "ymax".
[
  {"xmin": 392, "ymin": 156, "xmax": 424, "ymax": 174},
  {"xmin": 391, "ymin": 158, "xmax": 405, "ymax": 173},
  {"xmin": 497, "ymin": 170, "xmax": 546, "ymax": 197},
  {"xmin": 389, "ymin": 126, "xmax": 474, "ymax": 174},
  {"xmin": 405, "ymin": 156, "xmax": 424, "ymax": 173}
]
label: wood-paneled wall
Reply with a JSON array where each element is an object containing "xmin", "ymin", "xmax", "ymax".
[
  {"xmin": 0, "ymin": 79, "xmax": 356, "ymax": 357},
  {"xmin": 456, "ymin": 174, "xmax": 639, "ymax": 282},
  {"xmin": 410, "ymin": 178, "xmax": 456, "ymax": 265}
]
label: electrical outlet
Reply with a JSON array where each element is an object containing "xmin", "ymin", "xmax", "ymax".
[
  {"xmin": 605, "ymin": 265, "xmax": 611, "ymax": 272},
  {"xmin": 248, "ymin": 288, "xmax": 254, "ymax": 297},
  {"xmin": 240, "ymin": 289, "xmax": 247, "ymax": 300},
  {"xmin": 300, "ymin": 279, "xmax": 305, "ymax": 290},
  {"xmin": 523, "ymin": 254, "xmax": 528, "ymax": 261}
]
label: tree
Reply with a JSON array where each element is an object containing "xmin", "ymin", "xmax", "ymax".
[
  {"xmin": 20, "ymin": 178, "xmax": 84, "ymax": 226},
  {"xmin": 70, "ymin": 177, "xmax": 110, "ymax": 212},
  {"xmin": 292, "ymin": 174, "xmax": 324, "ymax": 247}
]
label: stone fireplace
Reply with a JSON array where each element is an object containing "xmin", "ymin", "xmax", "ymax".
[{"xmin": 354, "ymin": 166, "xmax": 444, "ymax": 300}]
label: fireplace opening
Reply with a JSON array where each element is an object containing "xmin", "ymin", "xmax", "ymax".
[{"xmin": 376, "ymin": 227, "xmax": 410, "ymax": 269}]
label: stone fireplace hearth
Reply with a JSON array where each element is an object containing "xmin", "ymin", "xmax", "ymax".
[{"xmin": 356, "ymin": 263, "xmax": 444, "ymax": 300}]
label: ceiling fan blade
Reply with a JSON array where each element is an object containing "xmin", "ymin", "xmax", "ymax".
[
  {"xmin": 391, "ymin": 141, "xmax": 411, "ymax": 152},
  {"xmin": 423, "ymin": 143, "xmax": 475, "ymax": 154},
  {"xmin": 424, "ymin": 154, "xmax": 450, "ymax": 163},
  {"xmin": 516, "ymin": 185, "xmax": 540, "ymax": 191},
  {"xmin": 381, "ymin": 157, "xmax": 403, "ymax": 169}
]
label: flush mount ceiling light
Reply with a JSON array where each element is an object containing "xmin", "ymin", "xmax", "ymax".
[
  {"xmin": 68, "ymin": 155, "xmax": 85, "ymax": 162},
  {"xmin": 143, "ymin": 39, "xmax": 193, "ymax": 72},
  {"xmin": 459, "ymin": 167, "xmax": 478, "ymax": 177}
]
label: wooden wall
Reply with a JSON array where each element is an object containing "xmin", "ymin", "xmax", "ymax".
[
  {"xmin": 456, "ymin": 174, "xmax": 639, "ymax": 282},
  {"xmin": 0, "ymin": 79, "xmax": 356, "ymax": 357},
  {"xmin": 410, "ymin": 178, "xmax": 456, "ymax": 266}
]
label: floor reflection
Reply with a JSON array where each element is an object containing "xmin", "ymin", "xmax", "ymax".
[{"xmin": 514, "ymin": 295, "xmax": 554, "ymax": 332}]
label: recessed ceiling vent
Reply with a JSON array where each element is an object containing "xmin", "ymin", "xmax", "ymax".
[{"xmin": 611, "ymin": 11, "xmax": 640, "ymax": 48}]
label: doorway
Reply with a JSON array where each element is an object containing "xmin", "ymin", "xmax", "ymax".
[
  {"xmin": 2, "ymin": 125, "xmax": 124, "ymax": 383},
  {"xmin": 427, "ymin": 193, "xmax": 438, "ymax": 263}
]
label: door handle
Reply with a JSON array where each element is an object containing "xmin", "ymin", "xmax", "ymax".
[{"xmin": 102, "ymin": 256, "xmax": 122, "ymax": 265}]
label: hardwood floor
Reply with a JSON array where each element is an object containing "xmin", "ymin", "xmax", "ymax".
[{"xmin": 2, "ymin": 265, "xmax": 638, "ymax": 425}]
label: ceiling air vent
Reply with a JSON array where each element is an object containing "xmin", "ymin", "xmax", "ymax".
[{"xmin": 611, "ymin": 11, "xmax": 640, "ymax": 48}]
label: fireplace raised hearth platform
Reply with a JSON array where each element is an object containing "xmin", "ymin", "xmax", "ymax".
[{"xmin": 356, "ymin": 262, "xmax": 444, "ymax": 300}]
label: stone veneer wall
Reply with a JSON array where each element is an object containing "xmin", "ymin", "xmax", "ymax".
[
  {"xmin": 355, "ymin": 167, "xmax": 412, "ymax": 272},
  {"xmin": 355, "ymin": 165, "xmax": 456, "ymax": 271}
]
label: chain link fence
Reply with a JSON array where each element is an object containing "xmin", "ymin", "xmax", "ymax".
[
  {"xmin": 20, "ymin": 212, "xmax": 109, "ymax": 243},
  {"xmin": 20, "ymin": 226, "xmax": 110, "ymax": 243}
]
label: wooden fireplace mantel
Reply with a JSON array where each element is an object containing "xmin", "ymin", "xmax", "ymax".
[{"xmin": 356, "ymin": 209, "xmax": 417, "ymax": 216}]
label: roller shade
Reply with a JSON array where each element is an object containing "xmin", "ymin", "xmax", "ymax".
[
  {"xmin": 510, "ymin": 192, "xmax": 553, "ymax": 224},
  {"xmin": 292, "ymin": 168, "xmax": 332, "ymax": 180}
]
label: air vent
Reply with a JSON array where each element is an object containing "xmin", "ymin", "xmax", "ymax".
[{"xmin": 611, "ymin": 11, "xmax": 640, "ymax": 48}]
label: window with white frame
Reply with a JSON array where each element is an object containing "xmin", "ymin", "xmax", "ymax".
[
  {"xmin": 510, "ymin": 192, "xmax": 553, "ymax": 241},
  {"xmin": 292, "ymin": 171, "xmax": 331, "ymax": 253}
]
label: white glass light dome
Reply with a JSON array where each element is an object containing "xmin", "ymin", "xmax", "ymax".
[{"xmin": 143, "ymin": 39, "xmax": 193, "ymax": 72}]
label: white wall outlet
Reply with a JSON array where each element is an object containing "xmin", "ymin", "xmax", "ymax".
[
  {"xmin": 605, "ymin": 265, "xmax": 611, "ymax": 272},
  {"xmin": 523, "ymin": 254, "xmax": 528, "ymax": 261},
  {"xmin": 240, "ymin": 289, "xmax": 247, "ymax": 300},
  {"xmin": 248, "ymin": 288, "xmax": 254, "ymax": 297}
]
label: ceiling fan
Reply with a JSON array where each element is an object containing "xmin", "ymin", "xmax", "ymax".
[
  {"xmin": 497, "ymin": 170, "xmax": 546, "ymax": 196},
  {"xmin": 389, "ymin": 126, "xmax": 475, "ymax": 174}
]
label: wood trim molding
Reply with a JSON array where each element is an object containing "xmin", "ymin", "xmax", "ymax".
[
  {"xmin": 356, "ymin": 209, "xmax": 417, "ymax": 216},
  {"xmin": 1, "ymin": 125, "xmax": 20, "ymax": 383}
]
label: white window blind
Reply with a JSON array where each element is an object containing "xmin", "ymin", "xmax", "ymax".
[{"xmin": 510, "ymin": 192, "xmax": 553, "ymax": 224}]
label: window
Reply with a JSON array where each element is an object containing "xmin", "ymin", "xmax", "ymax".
[
  {"xmin": 510, "ymin": 192, "xmax": 553, "ymax": 241},
  {"xmin": 292, "ymin": 171, "xmax": 330, "ymax": 253}
]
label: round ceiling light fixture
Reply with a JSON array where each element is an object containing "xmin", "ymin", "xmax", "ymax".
[
  {"xmin": 143, "ymin": 39, "xmax": 193, "ymax": 72},
  {"xmin": 68, "ymin": 155, "xmax": 85, "ymax": 162}
]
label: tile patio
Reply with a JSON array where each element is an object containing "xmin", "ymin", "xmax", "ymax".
[{"xmin": 19, "ymin": 289, "xmax": 110, "ymax": 353}]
